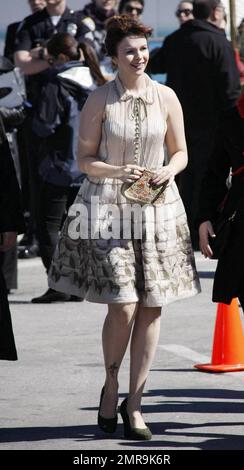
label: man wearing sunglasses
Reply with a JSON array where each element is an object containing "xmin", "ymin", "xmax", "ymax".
[
  {"xmin": 175, "ymin": 2, "xmax": 194, "ymax": 25},
  {"xmin": 148, "ymin": 0, "xmax": 240, "ymax": 249},
  {"xmin": 118, "ymin": 0, "xmax": 144, "ymax": 20},
  {"xmin": 78, "ymin": 1, "xmax": 117, "ymax": 62}
]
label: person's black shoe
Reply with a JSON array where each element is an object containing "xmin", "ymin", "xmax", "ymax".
[
  {"xmin": 120, "ymin": 398, "xmax": 152, "ymax": 440},
  {"xmin": 69, "ymin": 295, "xmax": 83, "ymax": 302},
  {"xmin": 18, "ymin": 232, "xmax": 31, "ymax": 247},
  {"xmin": 18, "ymin": 244, "xmax": 39, "ymax": 259},
  {"xmin": 97, "ymin": 386, "xmax": 118, "ymax": 434},
  {"xmin": 31, "ymin": 288, "xmax": 70, "ymax": 303}
]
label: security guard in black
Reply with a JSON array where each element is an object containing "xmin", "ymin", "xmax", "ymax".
[
  {"xmin": 14, "ymin": 7, "xmax": 89, "ymax": 53},
  {"xmin": 14, "ymin": 4, "xmax": 90, "ymax": 104}
]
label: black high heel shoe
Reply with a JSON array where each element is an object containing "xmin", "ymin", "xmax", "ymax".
[
  {"xmin": 97, "ymin": 386, "xmax": 118, "ymax": 434},
  {"xmin": 120, "ymin": 398, "xmax": 152, "ymax": 440}
]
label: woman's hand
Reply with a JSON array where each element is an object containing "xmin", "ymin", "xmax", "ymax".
[
  {"xmin": 116, "ymin": 164, "xmax": 145, "ymax": 183},
  {"xmin": 0, "ymin": 232, "xmax": 17, "ymax": 252},
  {"xmin": 199, "ymin": 221, "xmax": 215, "ymax": 258},
  {"xmin": 151, "ymin": 165, "xmax": 175, "ymax": 186}
]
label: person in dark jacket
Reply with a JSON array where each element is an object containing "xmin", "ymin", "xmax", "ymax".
[
  {"xmin": 31, "ymin": 32, "xmax": 106, "ymax": 303},
  {"xmin": 198, "ymin": 95, "xmax": 244, "ymax": 310},
  {"xmin": 78, "ymin": 1, "xmax": 117, "ymax": 61},
  {"xmin": 4, "ymin": 0, "xmax": 47, "ymax": 63},
  {"xmin": 77, "ymin": 0, "xmax": 117, "ymax": 78},
  {"xmin": 0, "ymin": 56, "xmax": 26, "ymax": 292},
  {"xmin": 14, "ymin": 0, "xmax": 90, "ymax": 79},
  {"xmin": 148, "ymin": 0, "xmax": 240, "ymax": 249},
  {"xmin": 0, "ymin": 107, "xmax": 25, "ymax": 360},
  {"xmin": 13, "ymin": 1, "xmax": 91, "ymax": 260}
]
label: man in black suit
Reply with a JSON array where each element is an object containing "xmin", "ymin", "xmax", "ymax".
[
  {"xmin": 0, "ymin": 105, "xmax": 25, "ymax": 361},
  {"xmin": 148, "ymin": 0, "xmax": 240, "ymax": 248}
]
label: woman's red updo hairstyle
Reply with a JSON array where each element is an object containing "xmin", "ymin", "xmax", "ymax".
[{"xmin": 105, "ymin": 15, "xmax": 153, "ymax": 57}]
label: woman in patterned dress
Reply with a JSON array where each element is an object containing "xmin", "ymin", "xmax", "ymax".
[{"xmin": 49, "ymin": 16, "xmax": 200, "ymax": 440}]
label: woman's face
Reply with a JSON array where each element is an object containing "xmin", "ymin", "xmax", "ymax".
[
  {"xmin": 114, "ymin": 35, "xmax": 149, "ymax": 77},
  {"xmin": 94, "ymin": 0, "xmax": 117, "ymax": 11}
]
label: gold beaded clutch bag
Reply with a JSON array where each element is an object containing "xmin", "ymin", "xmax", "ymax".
[
  {"xmin": 120, "ymin": 95, "xmax": 168, "ymax": 204},
  {"xmin": 121, "ymin": 169, "xmax": 168, "ymax": 205}
]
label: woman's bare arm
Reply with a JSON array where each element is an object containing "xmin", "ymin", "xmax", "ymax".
[{"xmin": 152, "ymin": 86, "xmax": 188, "ymax": 185}]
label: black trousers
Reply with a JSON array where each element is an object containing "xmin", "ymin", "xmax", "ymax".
[
  {"xmin": 0, "ymin": 254, "xmax": 17, "ymax": 361},
  {"xmin": 36, "ymin": 182, "xmax": 79, "ymax": 273},
  {"xmin": 177, "ymin": 127, "xmax": 216, "ymax": 249},
  {"xmin": 21, "ymin": 123, "xmax": 42, "ymax": 245},
  {"xmin": 213, "ymin": 217, "xmax": 244, "ymax": 305},
  {"xmin": 2, "ymin": 245, "xmax": 17, "ymax": 290}
]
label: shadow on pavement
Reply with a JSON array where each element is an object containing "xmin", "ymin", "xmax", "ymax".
[
  {"xmin": 146, "ymin": 388, "xmax": 244, "ymax": 399},
  {"xmin": 198, "ymin": 271, "xmax": 215, "ymax": 279},
  {"xmin": 143, "ymin": 388, "xmax": 244, "ymax": 414},
  {"xmin": 1, "ymin": 389, "xmax": 243, "ymax": 449},
  {"xmin": 1, "ymin": 421, "xmax": 244, "ymax": 450},
  {"xmin": 0, "ymin": 424, "xmax": 119, "ymax": 443},
  {"xmin": 120, "ymin": 420, "xmax": 244, "ymax": 450}
]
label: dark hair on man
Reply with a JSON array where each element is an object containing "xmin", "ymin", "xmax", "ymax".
[
  {"xmin": 47, "ymin": 33, "xmax": 106, "ymax": 86},
  {"xmin": 118, "ymin": 0, "xmax": 145, "ymax": 14},
  {"xmin": 193, "ymin": 0, "xmax": 221, "ymax": 19},
  {"xmin": 105, "ymin": 15, "xmax": 152, "ymax": 57}
]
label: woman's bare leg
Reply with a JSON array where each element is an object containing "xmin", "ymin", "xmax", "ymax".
[
  {"xmin": 100, "ymin": 302, "xmax": 138, "ymax": 418},
  {"xmin": 127, "ymin": 306, "xmax": 161, "ymax": 428}
]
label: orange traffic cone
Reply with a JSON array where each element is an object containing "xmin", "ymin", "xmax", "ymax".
[{"xmin": 195, "ymin": 298, "xmax": 244, "ymax": 372}]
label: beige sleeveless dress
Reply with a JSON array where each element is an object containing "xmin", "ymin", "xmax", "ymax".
[{"xmin": 49, "ymin": 74, "xmax": 201, "ymax": 307}]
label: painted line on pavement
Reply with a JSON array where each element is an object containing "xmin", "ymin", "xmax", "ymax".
[
  {"xmin": 158, "ymin": 344, "xmax": 209, "ymax": 363},
  {"xmin": 158, "ymin": 344, "xmax": 244, "ymax": 378}
]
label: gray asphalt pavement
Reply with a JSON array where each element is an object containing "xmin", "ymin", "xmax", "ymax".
[{"xmin": 1, "ymin": 254, "xmax": 244, "ymax": 450}]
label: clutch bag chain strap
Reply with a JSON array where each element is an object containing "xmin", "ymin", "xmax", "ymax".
[{"xmin": 130, "ymin": 97, "xmax": 147, "ymax": 166}]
